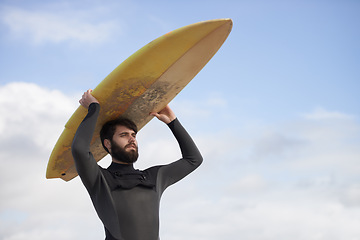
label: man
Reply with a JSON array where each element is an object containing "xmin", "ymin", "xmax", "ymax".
[{"xmin": 71, "ymin": 89, "xmax": 203, "ymax": 240}]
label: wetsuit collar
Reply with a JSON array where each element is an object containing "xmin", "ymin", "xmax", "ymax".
[
  {"xmin": 107, "ymin": 161, "xmax": 135, "ymax": 172},
  {"xmin": 106, "ymin": 162, "xmax": 155, "ymax": 190}
]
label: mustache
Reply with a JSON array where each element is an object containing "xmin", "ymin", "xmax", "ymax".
[{"xmin": 125, "ymin": 143, "xmax": 137, "ymax": 149}]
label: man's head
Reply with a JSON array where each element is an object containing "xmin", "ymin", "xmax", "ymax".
[{"xmin": 100, "ymin": 118, "xmax": 139, "ymax": 164}]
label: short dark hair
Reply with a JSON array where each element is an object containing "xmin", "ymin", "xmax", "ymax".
[{"xmin": 100, "ymin": 118, "xmax": 138, "ymax": 153}]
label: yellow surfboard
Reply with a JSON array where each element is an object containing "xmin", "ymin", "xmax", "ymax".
[{"xmin": 46, "ymin": 18, "xmax": 233, "ymax": 181}]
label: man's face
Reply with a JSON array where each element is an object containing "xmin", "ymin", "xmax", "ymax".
[{"xmin": 109, "ymin": 125, "xmax": 138, "ymax": 164}]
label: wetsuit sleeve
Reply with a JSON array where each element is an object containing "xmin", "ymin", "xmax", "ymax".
[
  {"xmin": 71, "ymin": 103, "xmax": 101, "ymax": 190},
  {"xmin": 157, "ymin": 118, "xmax": 203, "ymax": 192}
]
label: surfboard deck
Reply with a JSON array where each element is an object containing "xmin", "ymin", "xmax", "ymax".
[{"xmin": 46, "ymin": 18, "xmax": 233, "ymax": 181}]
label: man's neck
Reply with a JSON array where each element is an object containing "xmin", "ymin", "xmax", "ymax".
[{"xmin": 112, "ymin": 159, "xmax": 132, "ymax": 165}]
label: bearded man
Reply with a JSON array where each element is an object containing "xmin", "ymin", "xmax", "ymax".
[{"xmin": 71, "ymin": 89, "xmax": 203, "ymax": 240}]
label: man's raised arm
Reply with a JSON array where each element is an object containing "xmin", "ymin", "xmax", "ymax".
[
  {"xmin": 71, "ymin": 89, "xmax": 100, "ymax": 189},
  {"xmin": 151, "ymin": 105, "xmax": 203, "ymax": 191}
]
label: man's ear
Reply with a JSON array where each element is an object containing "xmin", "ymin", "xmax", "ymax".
[{"xmin": 104, "ymin": 139, "xmax": 111, "ymax": 153}]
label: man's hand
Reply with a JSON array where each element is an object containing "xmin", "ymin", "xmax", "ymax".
[
  {"xmin": 150, "ymin": 105, "xmax": 176, "ymax": 124},
  {"xmin": 79, "ymin": 89, "xmax": 99, "ymax": 108}
]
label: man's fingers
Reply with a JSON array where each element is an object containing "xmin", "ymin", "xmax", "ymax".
[{"xmin": 150, "ymin": 112, "xmax": 160, "ymax": 118}]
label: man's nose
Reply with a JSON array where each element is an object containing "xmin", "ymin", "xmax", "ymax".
[{"xmin": 129, "ymin": 136, "xmax": 136, "ymax": 143}]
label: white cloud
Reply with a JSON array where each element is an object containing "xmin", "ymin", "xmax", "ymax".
[
  {"xmin": 1, "ymin": 83, "xmax": 360, "ymax": 239},
  {"xmin": 158, "ymin": 106, "xmax": 360, "ymax": 239},
  {"xmin": 0, "ymin": 82, "xmax": 102, "ymax": 240},
  {"xmin": 231, "ymin": 174, "xmax": 268, "ymax": 192},
  {"xmin": 0, "ymin": 82, "xmax": 77, "ymax": 150},
  {"xmin": 302, "ymin": 107, "xmax": 354, "ymax": 120},
  {"xmin": 1, "ymin": 6, "xmax": 118, "ymax": 45}
]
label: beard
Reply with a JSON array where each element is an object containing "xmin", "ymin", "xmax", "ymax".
[{"xmin": 110, "ymin": 141, "xmax": 139, "ymax": 164}]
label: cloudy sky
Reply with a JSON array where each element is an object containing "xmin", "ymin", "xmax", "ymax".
[{"xmin": 1, "ymin": 0, "xmax": 359, "ymax": 239}]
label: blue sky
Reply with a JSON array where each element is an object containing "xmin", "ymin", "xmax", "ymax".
[{"xmin": 1, "ymin": 0, "xmax": 360, "ymax": 239}]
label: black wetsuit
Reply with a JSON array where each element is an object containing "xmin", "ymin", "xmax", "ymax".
[{"xmin": 71, "ymin": 103, "xmax": 203, "ymax": 240}]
